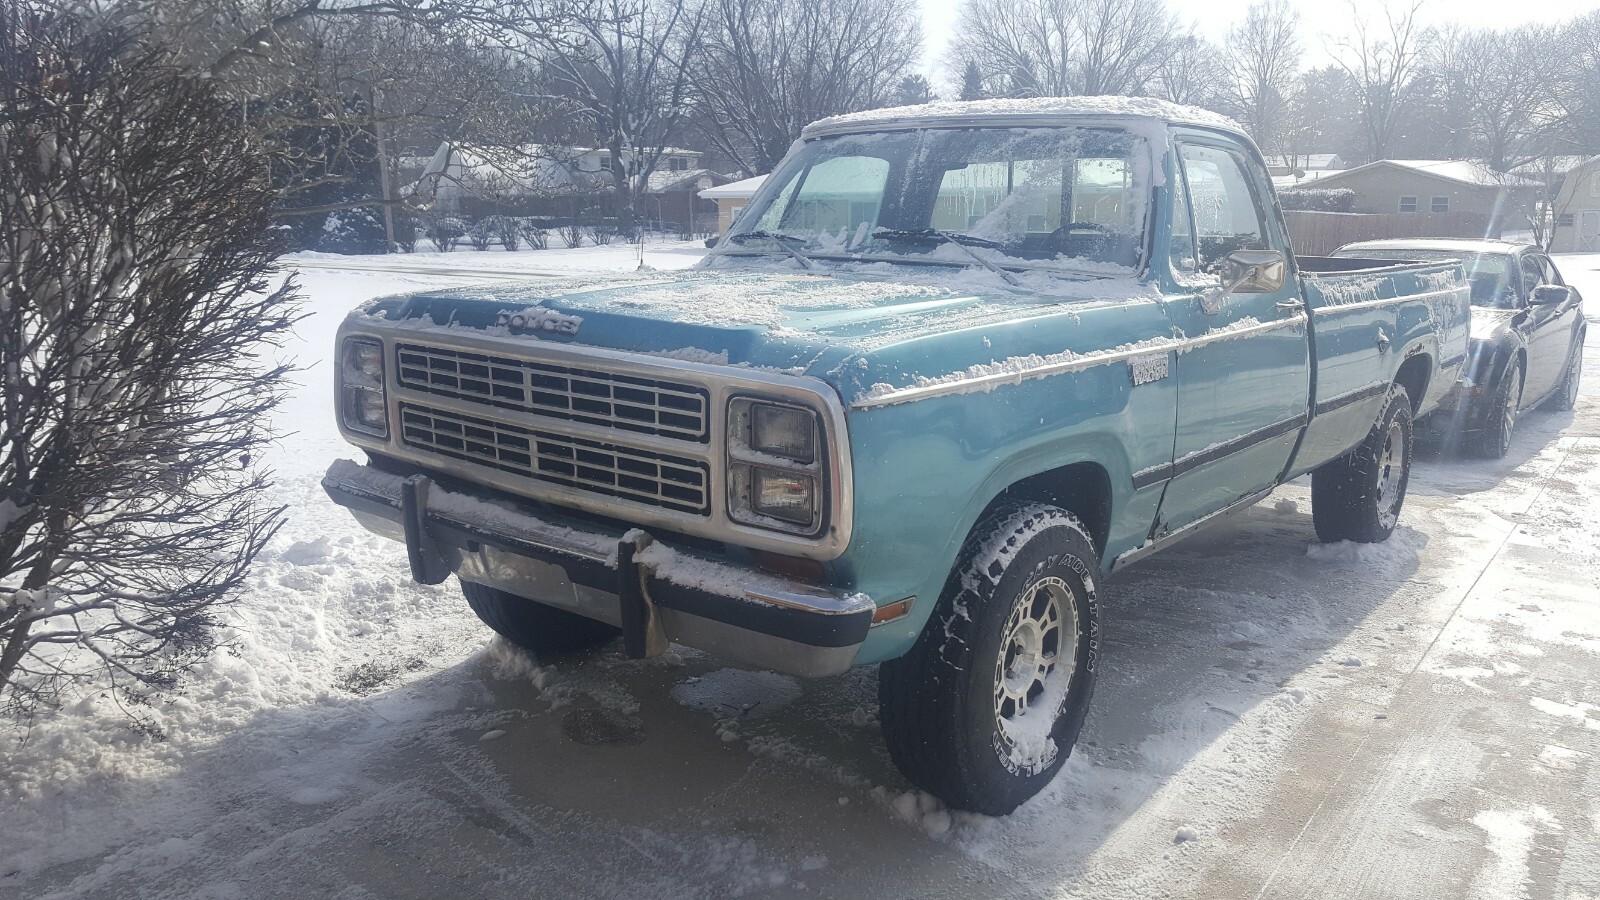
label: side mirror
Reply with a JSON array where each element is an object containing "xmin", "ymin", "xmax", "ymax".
[
  {"xmin": 1221, "ymin": 249, "xmax": 1288, "ymax": 294},
  {"xmin": 1531, "ymin": 284, "xmax": 1570, "ymax": 306}
]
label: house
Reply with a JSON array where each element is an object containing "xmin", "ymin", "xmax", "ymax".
[
  {"xmin": 1548, "ymin": 155, "xmax": 1600, "ymax": 252},
  {"xmin": 698, "ymin": 174, "xmax": 766, "ymax": 235},
  {"xmin": 1306, "ymin": 159, "xmax": 1542, "ymax": 236},
  {"xmin": 415, "ymin": 142, "xmax": 726, "ymax": 227},
  {"xmin": 1271, "ymin": 169, "xmax": 1347, "ymax": 192},
  {"xmin": 1263, "ymin": 153, "xmax": 1345, "ymax": 177}
]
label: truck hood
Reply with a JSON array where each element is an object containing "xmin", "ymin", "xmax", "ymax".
[{"xmin": 358, "ymin": 267, "xmax": 1160, "ymax": 405}]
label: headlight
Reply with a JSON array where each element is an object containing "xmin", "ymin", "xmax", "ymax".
[
  {"xmin": 728, "ymin": 398, "xmax": 823, "ymax": 534},
  {"xmin": 751, "ymin": 404, "xmax": 816, "ymax": 463},
  {"xmin": 340, "ymin": 337, "xmax": 388, "ymax": 437}
]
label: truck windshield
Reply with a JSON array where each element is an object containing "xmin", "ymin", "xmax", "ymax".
[{"xmin": 723, "ymin": 126, "xmax": 1150, "ymax": 276}]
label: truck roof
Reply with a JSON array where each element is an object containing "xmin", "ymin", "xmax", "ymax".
[{"xmin": 800, "ymin": 96, "xmax": 1245, "ymax": 140}]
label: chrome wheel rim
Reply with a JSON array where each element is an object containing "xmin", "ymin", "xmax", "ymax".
[
  {"xmin": 993, "ymin": 576, "xmax": 1077, "ymax": 772},
  {"xmin": 1567, "ymin": 356, "xmax": 1582, "ymax": 406},
  {"xmin": 1501, "ymin": 375, "xmax": 1521, "ymax": 453},
  {"xmin": 1375, "ymin": 420, "xmax": 1406, "ymax": 529}
]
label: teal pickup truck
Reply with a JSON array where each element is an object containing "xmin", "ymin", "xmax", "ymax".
[{"xmin": 324, "ymin": 98, "xmax": 1468, "ymax": 814}]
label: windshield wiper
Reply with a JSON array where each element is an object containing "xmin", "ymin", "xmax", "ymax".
[
  {"xmin": 870, "ymin": 228, "xmax": 1021, "ymax": 286},
  {"xmin": 726, "ymin": 230, "xmax": 813, "ymax": 269}
]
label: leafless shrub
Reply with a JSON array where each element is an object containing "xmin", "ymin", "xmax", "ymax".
[
  {"xmin": 585, "ymin": 222, "xmax": 616, "ymax": 246},
  {"xmin": 521, "ymin": 221, "xmax": 550, "ymax": 251},
  {"xmin": 424, "ymin": 214, "xmax": 465, "ymax": 252},
  {"xmin": 559, "ymin": 222, "xmax": 584, "ymax": 249},
  {"xmin": 0, "ymin": 3, "xmax": 300, "ymax": 718},
  {"xmin": 492, "ymin": 216, "xmax": 521, "ymax": 251},
  {"xmin": 467, "ymin": 218, "xmax": 496, "ymax": 251}
]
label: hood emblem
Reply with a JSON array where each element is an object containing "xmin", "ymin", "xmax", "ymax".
[{"xmin": 497, "ymin": 307, "xmax": 583, "ymax": 336}]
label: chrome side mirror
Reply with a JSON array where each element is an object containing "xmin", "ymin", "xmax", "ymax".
[
  {"xmin": 1531, "ymin": 284, "xmax": 1570, "ymax": 306},
  {"xmin": 1201, "ymin": 249, "xmax": 1288, "ymax": 314},
  {"xmin": 1221, "ymin": 249, "xmax": 1288, "ymax": 294}
]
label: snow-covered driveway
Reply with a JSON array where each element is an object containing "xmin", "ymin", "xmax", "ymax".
[{"xmin": 3, "ymin": 246, "xmax": 1598, "ymax": 900}]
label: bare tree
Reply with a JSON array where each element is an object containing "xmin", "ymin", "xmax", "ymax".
[
  {"xmin": 518, "ymin": 0, "xmax": 704, "ymax": 234},
  {"xmin": 1332, "ymin": 0, "xmax": 1428, "ymax": 162},
  {"xmin": 1454, "ymin": 25, "xmax": 1565, "ymax": 171},
  {"xmin": 693, "ymin": 0, "xmax": 921, "ymax": 175},
  {"xmin": 1223, "ymin": 0, "xmax": 1301, "ymax": 156},
  {"xmin": 949, "ymin": 0, "xmax": 1179, "ymax": 100},
  {"xmin": 1152, "ymin": 32, "xmax": 1227, "ymax": 108},
  {"xmin": 1, "ymin": 4, "xmax": 300, "ymax": 717}
]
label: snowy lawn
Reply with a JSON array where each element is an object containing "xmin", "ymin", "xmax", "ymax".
[{"xmin": 2, "ymin": 245, "xmax": 1597, "ymax": 899}]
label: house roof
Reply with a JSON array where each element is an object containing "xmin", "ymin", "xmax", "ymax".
[
  {"xmin": 698, "ymin": 174, "xmax": 767, "ymax": 200},
  {"xmin": 1316, "ymin": 159, "xmax": 1542, "ymax": 189},
  {"xmin": 1272, "ymin": 170, "xmax": 1347, "ymax": 190},
  {"xmin": 644, "ymin": 168, "xmax": 725, "ymax": 194}
]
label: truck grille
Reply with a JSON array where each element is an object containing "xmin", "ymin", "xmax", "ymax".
[
  {"xmin": 395, "ymin": 343, "xmax": 709, "ymax": 441},
  {"xmin": 398, "ymin": 403, "xmax": 710, "ymax": 515}
]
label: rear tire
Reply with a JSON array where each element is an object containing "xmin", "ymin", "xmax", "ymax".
[
  {"xmin": 1471, "ymin": 358, "xmax": 1522, "ymax": 459},
  {"xmin": 1312, "ymin": 385, "xmax": 1413, "ymax": 544},
  {"xmin": 462, "ymin": 581, "xmax": 619, "ymax": 653},
  {"xmin": 1549, "ymin": 343, "xmax": 1582, "ymax": 412},
  {"xmin": 879, "ymin": 504, "xmax": 1099, "ymax": 815}
]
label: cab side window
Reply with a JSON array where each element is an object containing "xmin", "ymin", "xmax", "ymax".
[{"xmin": 1176, "ymin": 144, "xmax": 1269, "ymax": 272}]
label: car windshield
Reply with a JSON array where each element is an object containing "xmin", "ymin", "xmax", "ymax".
[
  {"xmin": 1332, "ymin": 247, "xmax": 1516, "ymax": 309},
  {"xmin": 721, "ymin": 126, "xmax": 1151, "ymax": 276}
]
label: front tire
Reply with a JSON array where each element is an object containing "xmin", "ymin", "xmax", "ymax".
[
  {"xmin": 462, "ymin": 581, "xmax": 619, "ymax": 653},
  {"xmin": 1471, "ymin": 358, "xmax": 1523, "ymax": 459},
  {"xmin": 1312, "ymin": 385, "xmax": 1413, "ymax": 543},
  {"xmin": 879, "ymin": 505, "xmax": 1099, "ymax": 815}
]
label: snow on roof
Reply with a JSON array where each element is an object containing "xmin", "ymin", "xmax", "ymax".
[
  {"xmin": 1273, "ymin": 170, "xmax": 1347, "ymax": 190},
  {"xmin": 802, "ymin": 96, "xmax": 1242, "ymax": 138},
  {"xmin": 698, "ymin": 174, "xmax": 767, "ymax": 200},
  {"xmin": 1509, "ymin": 155, "xmax": 1592, "ymax": 178},
  {"xmin": 1324, "ymin": 159, "xmax": 1542, "ymax": 188},
  {"xmin": 645, "ymin": 168, "xmax": 721, "ymax": 194},
  {"xmin": 1264, "ymin": 153, "xmax": 1342, "ymax": 170}
]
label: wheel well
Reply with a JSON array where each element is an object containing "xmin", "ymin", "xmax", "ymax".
[
  {"xmin": 1394, "ymin": 354, "xmax": 1432, "ymax": 413},
  {"xmin": 980, "ymin": 462, "xmax": 1113, "ymax": 555}
]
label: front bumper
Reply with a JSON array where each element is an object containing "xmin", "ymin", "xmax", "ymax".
[{"xmin": 321, "ymin": 459, "xmax": 873, "ymax": 677}]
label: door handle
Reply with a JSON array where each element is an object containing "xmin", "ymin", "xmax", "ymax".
[
  {"xmin": 1275, "ymin": 299, "xmax": 1305, "ymax": 314},
  {"xmin": 1376, "ymin": 327, "xmax": 1391, "ymax": 351}
]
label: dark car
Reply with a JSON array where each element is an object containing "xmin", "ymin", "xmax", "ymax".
[{"xmin": 1332, "ymin": 239, "xmax": 1586, "ymax": 457}]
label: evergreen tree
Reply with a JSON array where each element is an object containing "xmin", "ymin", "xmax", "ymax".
[
  {"xmin": 894, "ymin": 73, "xmax": 935, "ymax": 106},
  {"xmin": 959, "ymin": 59, "xmax": 985, "ymax": 101}
]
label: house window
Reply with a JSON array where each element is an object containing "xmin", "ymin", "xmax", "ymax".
[
  {"xmin": 669, "ymin": 157, "xmax": 688, "ymax": 171},
  {"xmin": 1399, "ymin": 196, "xmax": 1418, "ymax": 213},
  {"xmin": 1591, "ymin": 176, "xmax": 1600, "ymax": 198},
  {"xmin": 598, "ymin": 157, "xmax": 612, "ymax": 171},
  {"xmin": 1431, "ymin": 196, "xmax": 1449, "ymax": 213}
]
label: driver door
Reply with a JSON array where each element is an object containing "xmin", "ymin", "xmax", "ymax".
[{"xmin": 1153, "ymin": 139, "xmax": 1311, "ymax": 536}]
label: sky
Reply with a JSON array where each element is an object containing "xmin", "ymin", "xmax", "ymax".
[{"xmin": 916, "ymin": 0, "xmax": 1600, "ymax": 84}]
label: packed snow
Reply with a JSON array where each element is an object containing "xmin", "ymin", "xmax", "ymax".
[{"xmin": 1, "ymin": 243, "xmax": 1597, "ymax": 900}]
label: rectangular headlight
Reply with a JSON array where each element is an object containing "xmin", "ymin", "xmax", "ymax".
[
  {"xmin": 752, "ymin": 468, "xmax": 817, "ymax": 525},
  {"xmin": 751, "ymin": 404, "xmax": 816, "ymax": 463},
  {"xmin": 340, "ymin": 338, "xmax": 388, "ymax": 437}
]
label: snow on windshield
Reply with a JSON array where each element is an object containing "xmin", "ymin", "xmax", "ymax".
[{"xmin": 721, "ymin": 126, "xmax": 1152, "ymax": 275}]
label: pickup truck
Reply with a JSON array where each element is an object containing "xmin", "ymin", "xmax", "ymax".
[{"xmin": 323, "ymin": 97, "xmax": 1469, "ymax": 814}]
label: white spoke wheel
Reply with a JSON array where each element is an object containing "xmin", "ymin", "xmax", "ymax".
[
  {"xmin": 1552, "ymin": 346, "xmax": 1582, "ymax": 412},
  {"xmin": 992, "ymin": 576, "xmax": 1078, "ymax": 773},
  {"xmin": 879, "ymin": 505, "xmax": 1099, "ymax": 815},
  {"xmin": 1312, "ymin": 384, "xmax": 1413, "ymax": 544}
]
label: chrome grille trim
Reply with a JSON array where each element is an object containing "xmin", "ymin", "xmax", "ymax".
[
  {"xmin": 398, "ymin": 402, "xmax": 710, "ymax": 515},
  {"xmin": 395, "ymin": 342, "xmax": 709, "ymax": 441}
]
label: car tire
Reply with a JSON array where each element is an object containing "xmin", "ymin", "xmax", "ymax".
[
  {"xmin": 1549, "ymin": 342, "xmax": 1582, "ymax": 412},
  {"xmin": 878, "ymin": 504, "xmax": 1099, "ymax": 816},
  {"xmin": 462, "ymin": 581, "xmax": 620, "ymax": 653},
  {"xmin": 1312, "ymin": 384, "xmax": 1413, "ymax": 544},
  {"xmin": 1472, "ymin": 358, "xmax": 1523, "ymax": 459}
]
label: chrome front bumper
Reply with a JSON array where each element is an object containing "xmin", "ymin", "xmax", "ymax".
[{"xmin": 321, "ymin": 459, "xmax": 873, "ymax": 677}]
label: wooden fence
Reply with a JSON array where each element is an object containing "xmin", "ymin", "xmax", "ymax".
[{"xmin": 1283, "ymin": 210, "xmax": 1497, "ymax": 256}]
